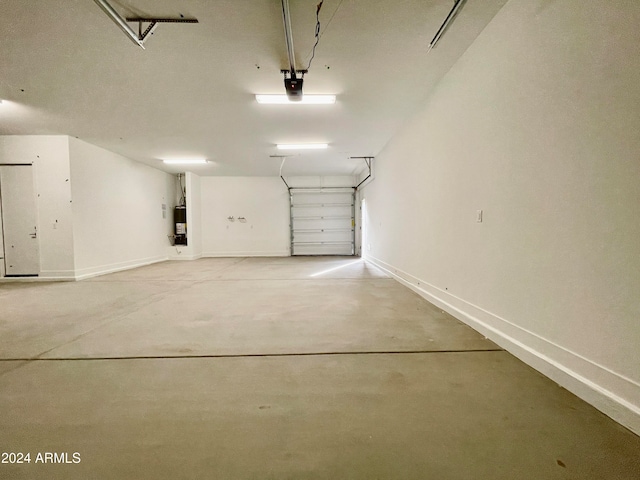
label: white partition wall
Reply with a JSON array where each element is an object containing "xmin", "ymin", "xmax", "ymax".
[
  {"xmin": 361, "ymin": 0, "xmax": 640, "ymax": 434},
  {"xmin": 0, "ymin": 135, "xmax": 75, "ymax": 279},
  {"xmin": 69, "ymin": 137, "xmax": 175, "ymax": 278}
]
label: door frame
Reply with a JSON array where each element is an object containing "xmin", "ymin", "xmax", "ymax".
[
  {"xmin": 289, "ymin": 187, "xmax": 356, "ymax": 256},
  {"xmin": 0, "ymin": 163, "xmax": 41, "ymax": 277}
]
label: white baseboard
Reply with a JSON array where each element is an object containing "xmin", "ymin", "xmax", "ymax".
[
  {"xmin": 366, "ymin": 255, "xmax": 640, "ymax": 436},
  {"xmin": 39, "ymin": 270, "xmax": 77, "ymax": 281},
  {"xmin": 0, "ymin": 270, "xmax": 76, "ymax": 282},
  {"xmin": 167, "ymin": 245, "xmax": 202, "ymax": 261},
  {"xmin": 73, "ymin": 256, "xmax": 168, "ymax": 280},
  {"xmin": 0, "ymin": 273, "xmax": 75, "ymax": 282},
  {"xmin": 168, "ymin": 254, "xmax": 203, "ymax": 261},
  {"xmin": 202, "ymin": 251, "xmax": 290, "ymax": 258},
  {"xmin": 166, "ymin": 245, "xmax": 203, "ymax": 261},
  {"xmin": 166, "ymin": 248, "xmax": 290, "ymax": 260}
]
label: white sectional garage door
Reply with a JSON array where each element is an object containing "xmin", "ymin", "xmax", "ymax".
[{"xmin": 290, "ymin": 188, "xmax": 355, "ymax": 256}]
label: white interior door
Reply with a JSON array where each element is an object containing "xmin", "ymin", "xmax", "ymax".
[
  {"xmin": 290, "ymin": 188, "xmax": 355, "ymax": 256},
  {"xmin": 0, "ymin": 165, "xmax": 40, "ymax": 276}
]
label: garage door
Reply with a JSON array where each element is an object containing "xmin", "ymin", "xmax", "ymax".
[{"xmin": 290, "ymin": 188, "xmax": 355, "ymax": 256}]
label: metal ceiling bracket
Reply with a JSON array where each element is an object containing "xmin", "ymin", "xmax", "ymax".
[
  {"xmin": 271, "ymin": 155, "xmax": 291, "ymax": 189},
  {"xmin": 138, "ymin": 21, "xmax": 158, "ymax": 44},
  {"xmin": 350, "ymin": 157, "xmax": 374, "ymax": 189},
  {"xmin": 94, "ymin": 0, "xmax": 199, "ymax": 48}
]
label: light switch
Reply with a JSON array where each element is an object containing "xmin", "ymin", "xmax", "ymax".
[{"xmin": 476, "ymin": 210, "xmax": 483, "ymax": 223}]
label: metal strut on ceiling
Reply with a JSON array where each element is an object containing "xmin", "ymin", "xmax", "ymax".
[
  {"xmin": 93, "ymin": 0, "xmax": 198, "ymax": 49},
  {"xmin": 427, "ymin": 0, "xmax": 467, "ymax": 52},
  {"xmin": 280, "ymin": 0, "xmax": 307, "ymax": 98},
  {"xmin": 281, "ymin": 0, "xmax": 297, "ymax": 76}
]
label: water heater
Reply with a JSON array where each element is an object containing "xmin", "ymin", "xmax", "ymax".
[{"xmin": 174, "ymin": 206, "xmax": 187, "ymax": 245}]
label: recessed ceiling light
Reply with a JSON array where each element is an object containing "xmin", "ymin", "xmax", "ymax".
[
  {"xmin": 162, "ymin": 158, "xmax": 208, "ymax": 165},
  {"xmin": 256, "ymin": 95, "xmax": 336, "ymax": 105},
  {"xmin": 276, "ymin": 144, "xmax": 329, "ymax": 150}
]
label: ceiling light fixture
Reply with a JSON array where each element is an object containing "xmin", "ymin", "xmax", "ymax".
[
  {"xmin": 162, "ymin": 158, "xmax": 208, "ymax": 165},
  {"xmin": 256, "ymin": 94, "xmax": 336, "ymax": 105},
  {"xmin": 277, "ymin": 144, "xmax": 328, "ymax": 150}
]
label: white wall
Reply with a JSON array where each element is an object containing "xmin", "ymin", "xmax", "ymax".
[
  {"xmin": 284, "ymin": 175, "xmax": 356, "ymax": 188},
  {"xmin": 186, "ymin": 172, "xmax": 202, "ymax": 257},
  {"xmin": 0, "ymin": 136, "xmax": 75, "ymax": 279},
  {"xmin": 69, "ymin": 137, "xmax": 175, "ymax": 278},
  {"xmin": 363, "ymin": 0, "xmax": 640, "ymax": 434},
  {"xmin": 0, "ymin": 187, "xmax": 3, "ymax": 276},
  {"xmin": 201, "ymin": 177, "xmax": 290, "ymax": 257}
]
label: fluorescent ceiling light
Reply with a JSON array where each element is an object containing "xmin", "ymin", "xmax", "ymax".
[
  {"xmin": 256, "ymin": 94, "xmax": 336, "ymax": 105},
  {"xmin": 276, "ymin": 144, "xmax": 328, "ymax": 150},
  {"xmin": 162, "ymin": 158, "xmax": 208, "ymax": 165}
]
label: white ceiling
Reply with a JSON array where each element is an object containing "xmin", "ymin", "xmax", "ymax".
[{"xmin": 0, "ymin": 0, "xmax": 507, "ymax": 176}]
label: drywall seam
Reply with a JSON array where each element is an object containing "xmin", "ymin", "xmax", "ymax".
[
  {"xmin": 366, "ymin": 255, "xmax": 640, "ymax": 436},
  {"xmin": 73, "ymin": 255, "xmax": 167, "ymax": 280}
]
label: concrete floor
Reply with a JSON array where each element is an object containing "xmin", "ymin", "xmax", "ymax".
[{"xmin": 0, "ymin": 257, "xmax": 638, "ymax": 479}]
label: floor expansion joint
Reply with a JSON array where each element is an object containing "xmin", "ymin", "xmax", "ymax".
[{"xmin": 0, "ymin": 348, "xmax": 504, "ymax": 362}]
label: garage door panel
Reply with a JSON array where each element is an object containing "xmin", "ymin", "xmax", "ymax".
[
  {"xmin": 293, "ymin": 230, "xmax": 353, "ymax": 243},
  {"xmin": 293, "ymin": 218, "xmax": 352, "ymax": 230},
  {"xmin": 292, "ymin": 205, "xmax": 352, "ymax": 217},
  {"xmin": 292, "ymin": 243, "xmax": 353, "ymax": 256},
  {"xmin": 290, "ymin": 189, "xmax": 355, "ymax": 256},
  {"xmin": 292, "ymin": 192, "xmax": 353, "ymax": 205}
]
